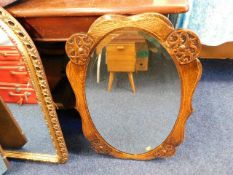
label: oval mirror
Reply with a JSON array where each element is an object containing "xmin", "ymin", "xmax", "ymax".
[
  {"xmin": 86, "ymin": 29, "xmax": 180, "ymax": 154},
  {"xmin": 66, "ymin": 13, "xmax": 202, "ymax": 160}
]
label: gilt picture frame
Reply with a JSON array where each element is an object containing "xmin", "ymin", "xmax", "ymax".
[{"xmin": 0, "ymin": 7, "xmax": 68, "ymax": 163}]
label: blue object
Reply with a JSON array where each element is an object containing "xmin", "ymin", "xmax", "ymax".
[{"xmin": 176, "ymin": 0, "xmax": 233, "ymax": 45}]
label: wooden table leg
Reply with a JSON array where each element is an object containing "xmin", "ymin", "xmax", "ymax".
[
  {"xmin": 128, "ymin": 72, "xmax": 136, "ymax": 93},
  {"xmin": 108, "ymin": 72, "xmax": 115, "ymax": 92},
  {"xmin": 97, "ymin": 53, "xmax": 102, "ymax": 83}
]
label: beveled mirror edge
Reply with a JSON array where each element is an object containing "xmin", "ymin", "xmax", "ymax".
[
  {"xmin": 65, "ymin": 13, "xmax": 202, "ymax": 160},
  {"xmin": 4, "ymin": 151, "xmax": 60, "ymax": 163},
  {"xmin": 0, "ymin": 7, "xmax": 68, "ymax": 163}
]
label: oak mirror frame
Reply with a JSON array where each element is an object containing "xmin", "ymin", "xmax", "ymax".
[
  {"xmin": 0, "ymin": 7, "xmax": 68, "ymax": 163},
  {"xmin": 66, "ymin": 13, "xmax": 202, "ymax": 160}
]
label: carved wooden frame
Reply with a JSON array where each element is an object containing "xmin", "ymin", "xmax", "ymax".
[
  {"xmin": 0, "ymin": 7, "xmax": 68, "ymax": 163},
  {"xmin": 65, "ymin": 13, "xmax": 202, "ymax": 160}
]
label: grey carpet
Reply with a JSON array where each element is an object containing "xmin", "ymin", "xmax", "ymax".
[
  {"xmin": 5, "ymin": 59, "xmax": 233, "ymax": 175},
  {"xmin": 5, "ymin": 104, "xmax": 55, "ymax": 154}
]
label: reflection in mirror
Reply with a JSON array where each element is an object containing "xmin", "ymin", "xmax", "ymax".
[
  {"xmin": 0, "ymin": 22, "xmax": 55, "ymax": 154},
  {"xmin": 0, "ymin": 96, "xmax": 27, "ymax": 149},
  {"xmin": 0, "ymin": 145, "xmax": 8, "ymax": 175},
  {"xmin": 86, "ymin": 29, "xmax": 181, "ymax": 154}
]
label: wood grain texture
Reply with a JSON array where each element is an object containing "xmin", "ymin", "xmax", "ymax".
[
  {"xmin": 65, "ymin": 13, "xmax": 202, "ymax": 160},
  {"xmin": 6, "ymin": 0, "xmax": 188, "ymax": 41},
  {"xmin": 14, "ymin": 17, "xmax": 98, "ymax": 41},
  {"xmin": 7, "ymin": 0, "xmax": 189, "ymax": 17},
  {"xmin": 200, "ymin": 42, "xmax": 233, "ymax": 59}
]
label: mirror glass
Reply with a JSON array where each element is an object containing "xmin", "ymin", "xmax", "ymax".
[
  {"xmin": 86, "ymin": 29, "xmax": 181, "ymax": 154},
  {"xmin": 0, "ymin": 21, "xmax": 56, "ymax": 154},
  {"xmin": 0, "ymin": 146, "xmax": 7, "ymax": 174},
  {"xmin": 0, "ymin": 156, "xmax": 7, "ymax": 175}
]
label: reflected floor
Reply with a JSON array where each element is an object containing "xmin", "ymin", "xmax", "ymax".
[
  {"xmin": 0, "ymin": 156, "xmax": 7, "ymax": 175},
  {"xmin": 86, "ymin": 52, "xmax": 181, "ymax": 154},
  {"xmin": 6, "ymin": 104, "xmax": 56, "ymax": 154}
]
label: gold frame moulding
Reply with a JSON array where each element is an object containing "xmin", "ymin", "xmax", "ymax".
[{"xmin": 0, "ymin": 7, "xmax": 68, "ymax": 163}]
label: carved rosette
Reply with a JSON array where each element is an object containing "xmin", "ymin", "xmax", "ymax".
[
  {"xmin": 153, "ymin": 144, "xmax": 175, "ymax": 158},
  {"xmin": 65, "ymin": 33, "xmax": 94, "ymax": 65},
  {"xmin": 166, "ymin": 30, "xmax": 201, "ymax": 64}
]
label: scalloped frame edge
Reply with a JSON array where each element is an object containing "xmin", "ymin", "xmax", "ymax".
[{"xmin": 65, "ymin": 13, "xmax": 202, "ymax": 160}]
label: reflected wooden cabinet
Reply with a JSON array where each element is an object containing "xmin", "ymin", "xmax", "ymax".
[
  {"xmin": 105, "ymin": 31, "xmax": 149, "ymax": 93},
  {"xmin": 106, "ymin": 42, "xmax": 136, "ymax": 72},
  {"xmin": 106, "ymin": 42, "xmax": 136, "ymax": 93}
]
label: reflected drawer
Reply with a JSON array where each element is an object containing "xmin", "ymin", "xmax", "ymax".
[
  {"xmin": 0, "ymin": 64, "xmax": 29, "ymax": 84},
  {"xmin": 0, "ymin": 46, "xmax": 21, "ymax": 61},
  {"xmin": 0, "ymin": 85, "xmax": 37, "ymax": 104},
  {"xmin": 107, "ymin": 59, "xmax": 136, "ymax": 72},
  {"xmin": 106, "ymin": 42, "xmax": 137, "ymax": 72},
  {"xmin": 106, "ymin": 52, "xmax": 135, "ymax": 61},
  {"xmin": 106, "ymin": 43, "xmax": 135, "ymax": 55}
]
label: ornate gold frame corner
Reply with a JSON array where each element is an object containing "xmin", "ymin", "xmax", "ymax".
[
  {"xmin": 65, "ymin": 13, "xmax": 202, "ymax": 160},
  {"xmin": 0, "ymin": 7, "xmax": 68, "ymax": 163}
]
